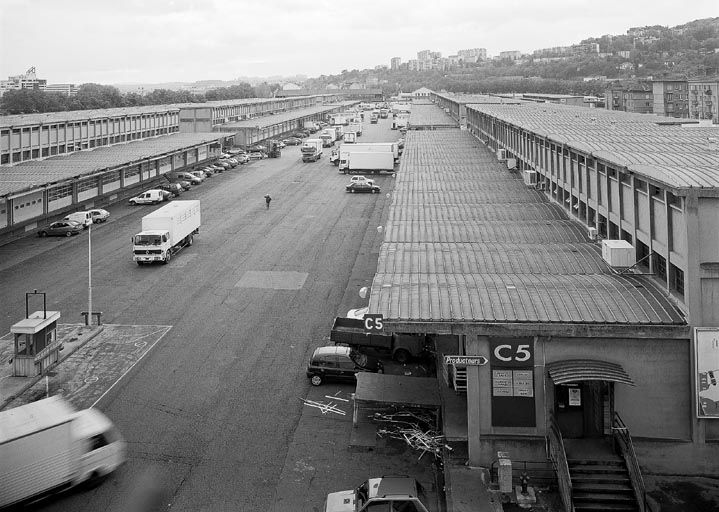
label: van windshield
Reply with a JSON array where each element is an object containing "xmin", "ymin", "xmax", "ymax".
[{"xmin": 134, "ymin": 234, "xmax": 163, "ymax": 246}]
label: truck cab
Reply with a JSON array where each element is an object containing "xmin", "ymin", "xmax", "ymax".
[{"xmin": 325, "ymin": 476, "xmax": 432, "ymax": 512}]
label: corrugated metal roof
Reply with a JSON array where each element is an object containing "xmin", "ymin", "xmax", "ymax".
[
  {"xmin": 377, "ymin": 242, "xmax": 609, "ymax": 275},
  {"xmin": 0, "ymin": 132, "xmax": 225, "ymax": 197},
  {"xmin": 0, "ymin": 105, "xmax": 181, "ymax": 128},
  {"xmin": 386, "ymin": 202, "xmax": 567, "ymax": 222},
  {"xmin": 217, "ymin": 102, "xmax": 357, "ymax": 130},
  {"xmin": 384, "ymin": 220, "xmax": 588, "ymax": 244},
  {"xmin": 0, "ymin": 96, "xmax": 326, "ymax": 128},
  {"xmin": 369, "ymin": 273, "xmax": 684, "ymax": 324},
  {"xmin": 368, "ymin": 126, "xmax": 686, "ymax": 327},
  {"xmin": 408, "ymin": 104, "xmax": 458, "ymax": 128},
  {"xmin": 465, "ymin": 101, "xmax": 719, "ymax": 190},
  {"xmin": 547, "ymin": 360, "xmax": 635, "ymax": 385}
]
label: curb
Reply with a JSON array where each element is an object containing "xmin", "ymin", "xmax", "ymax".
[{"xmin": 0, "ymin": 325, "xmax": 105, "ymax": 411}]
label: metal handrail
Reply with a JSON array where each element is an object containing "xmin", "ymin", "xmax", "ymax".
[
  {"xmin": 547, "ymin": 414, "xmax": 574, "ymax": 512},
  {"xmin": 612, "ymin": 412, "xmax": 647, "ymax": 512}
]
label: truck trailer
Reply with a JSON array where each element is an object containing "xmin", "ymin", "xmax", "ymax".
[
  {"xmin": 319, "ymin": 129, "xmax": 336, "ymax": 148},
  {"xmin": 338, "ymin": 151, "xmax": 396, "ymax": 174},
  {"xmin": 301, "ymin": 139, "xmax": 324, "ymax": 162},
  {"xmin": 0, "ymin": 396, "xmax": 126, "ymax": 508},
  {"xmin": 347, "ymin": 142, "xmax": 400, "ymax": 161},
  {"xmin": 133, "ymin": 200, "xmax": 201, "ymax": 265},
  {"xmin": 330, "ymin": 317, "xmax": 430, "ymax": 363}
]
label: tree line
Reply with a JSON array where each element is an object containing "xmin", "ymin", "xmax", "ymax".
[{"xmin": 0, "ymin": 82, "xmax": 268, "ymax": 115}]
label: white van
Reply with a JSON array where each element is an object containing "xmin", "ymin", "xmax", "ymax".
[{"xmin": 63, "ymin": 211, "xmax": 93, "ymax": 228}]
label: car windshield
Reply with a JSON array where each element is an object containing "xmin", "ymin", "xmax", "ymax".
[
  {"xmin": 134, "ymin": 234, "xmax": 163, "ymax": 246},
  {"xmin": 349, "ymin": 350, "xmax": 368, "ymax": 367}
]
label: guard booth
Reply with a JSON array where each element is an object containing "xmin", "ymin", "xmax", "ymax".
[{"xmin": 11, "ymin": 308, "xmax": 61, "ymax": 377}]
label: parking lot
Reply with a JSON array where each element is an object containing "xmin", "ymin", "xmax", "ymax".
[{"xmin": 0, "ymin": 115, "xmax": 435, "ymax": 511}]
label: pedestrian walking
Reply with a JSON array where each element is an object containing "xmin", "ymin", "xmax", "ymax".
[{"xmin": 264, "ymin": 194, "xmax": 271, "ymax": 209}]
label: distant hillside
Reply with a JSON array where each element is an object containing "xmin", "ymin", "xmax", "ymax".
[{"xmin": 305, "ymin": 17, "xmax": 719, "ymax": 95}]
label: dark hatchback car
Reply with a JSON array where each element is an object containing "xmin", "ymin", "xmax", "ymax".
[
  {"xmin": 38, "ymin": 220, "xmax": 84, "ymax": 237},
  {"xmin": 306, "ymin": 346, "xmax": 383, "ymax": 386}
]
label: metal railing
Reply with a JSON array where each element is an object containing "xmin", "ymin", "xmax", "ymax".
[
  {"xmin": 547, "ymin": 414, "xmax": 574, "ymax": 512},
  {"xmin": 612, "ymin": 413, "xmax": 647, "ymax": 512}
]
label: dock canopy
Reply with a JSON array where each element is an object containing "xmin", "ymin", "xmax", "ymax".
[{"xmin": 547, "ymin": 359, "xmax": 635, "ymax": 386}]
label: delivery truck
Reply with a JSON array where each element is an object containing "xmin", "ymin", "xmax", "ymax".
[
  {"xmin": 330, "ymin": 317, "xmax": 430, "ymax": 363},
  {"xmin": 348, "ymin": 142, "xmax": 400, "ymax": 162},
  {"xmin": 343, "ymin": 131, "xmax": 357, "ymax": 144},
  {"xmin": 319, "ymin": 129, "xmax": 336, "ymax": 148},
  {"xmin": 301, "ymin": 139, "xmax": 324, "ymax": 162},
  {"xmin": 338, "ymin": 151, "xmax": 396, "ymax": 174},
  {"xmin": 132, "ymin": 199, "xmax": 201, "ymax": 265},
  {"xmin": 346, "ymin": 122, "xmax": 362, "ymax": 137},
  {"xmin": 0, "ymin": 396, "xmax": 126, "ymax": 508}
]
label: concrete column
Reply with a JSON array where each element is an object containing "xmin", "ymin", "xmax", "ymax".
[{"xmin": 466, "ymin": 334, "xmax": 492, "ymax": 466}]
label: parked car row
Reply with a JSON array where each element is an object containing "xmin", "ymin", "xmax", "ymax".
[{"xmin": 38, "ymin": 150, "xmax": 259, "ymax": 238}]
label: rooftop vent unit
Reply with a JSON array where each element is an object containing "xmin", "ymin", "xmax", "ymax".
[
  {"xmin": 588, "ymin": 227, "xmax": 598, "ymax": 241},
  {"xmin": 523, "ymin": 170, "xmax": 537, "ymax": 186},
  {"xmin": 496, "ymin": 148, "xmax": 507, "ymax": 162},
  {"xmin": 601, "ymin": 240, "xmax": 635, "ymax": 267},
  {"xmin": 506, "ymin": 158, "xmax": 517, "ymax": 170}
]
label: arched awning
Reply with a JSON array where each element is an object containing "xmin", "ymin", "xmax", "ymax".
[{"xmin": 547, "ymin": 359, "xmax": 635, "ymax": 386}]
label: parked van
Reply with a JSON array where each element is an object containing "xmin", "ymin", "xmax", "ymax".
[
  {"xmin": 128, "ymin": 189, "xmax": 169, "ymax": 205},
  {"xmin": 63, "ymin": 211, "xmax": 92, "ymax": 228}
]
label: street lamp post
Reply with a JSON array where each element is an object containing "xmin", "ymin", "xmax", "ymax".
[{"xmin": 87, "ymin": 222, "xmax": 92, "ymax": 325}]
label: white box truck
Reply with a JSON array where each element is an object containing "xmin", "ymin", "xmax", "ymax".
[
  {"xmin": 319, "ymin": 129, "xmax": 336, "ymax": 148},
  {"xmin": 345, "ymin": 142, "xmax": 400, "ymax": 162},
  {"xmin": 344, "ymin": 131, "xmax": 357, "ymax": 144},
  {"xmin": 301, "ymin": 139, "xmax": 324, "ymax": 162},
  {"xmin": 0, "ymin": 396, "xmax": 126, "ymax": 508},
  {"xmin": 132, "ymin": 200, "xmax": 201, "ymax": 265},
  {"xmin": 345, "ymin": 122, "xmax": 362, "ymax": 137},
  {"xmin": 338, "ymin": 151, "xmax": 395, "ymax": 174}
]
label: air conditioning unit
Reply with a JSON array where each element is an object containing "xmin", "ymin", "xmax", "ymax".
[
  {"xmin": 587, "ymin": 227, "xmax": 598, "ymax": 240},
  {"xmin": 601, "ymin": 240, "xmax": 635, "ymax": 267},
  {"xmin": 523, "ymin": 170, "xmax": 537, "ymax": 186},
  {"xmin": 506, "ymin": 158, "xmax": 517, "ymax": 170},
  {"xmin": 496, "ymin": 148, "xmax": 507, "ymax": 162}
]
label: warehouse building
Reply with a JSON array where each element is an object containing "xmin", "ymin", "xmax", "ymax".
[
  {"xmin": 364, "ymin": 96, "xmax": 719, "ymax": 508},
  {"xmin": 0, "ymin": 94, "xmax": 355, "ymax": 240}
]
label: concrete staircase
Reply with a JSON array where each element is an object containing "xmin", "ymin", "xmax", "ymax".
[{"xmin": 568, "ymin": 457, "xmax": 639, "ymax": 512}]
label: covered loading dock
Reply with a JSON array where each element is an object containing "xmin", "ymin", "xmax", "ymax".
[
  {"xmin": 216, "ymin": 102, "xmax": 359, "ymax": 147},
  {"xmin": 0, "ymin": 132, "xmax": 227, "ymax": 239},
  {"xmin": 364, "ymin": 126, "xmax": 689, "ymax": 466}
]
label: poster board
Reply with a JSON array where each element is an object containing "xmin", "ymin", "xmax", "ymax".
[{"xmin": 696, "ymin": 327, "xmax": 719, "ymax": 418}]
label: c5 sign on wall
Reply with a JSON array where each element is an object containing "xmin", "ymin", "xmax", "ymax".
[{"xmin": 491, "ymin": 338, "xmax": 536, "ymax": 427}]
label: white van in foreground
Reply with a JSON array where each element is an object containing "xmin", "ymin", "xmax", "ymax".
[
  {"xmin": 0, "ymin": 396, "xmax": 126, "ymax": 508},
  {"xmin": 63, "ymin": 211, "xmax": 93, "ymax": 228}
]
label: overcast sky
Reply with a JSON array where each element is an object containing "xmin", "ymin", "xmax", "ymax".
[{"xmin": 1, "ymin": 0, "xmax": 717, "ymax": 85}]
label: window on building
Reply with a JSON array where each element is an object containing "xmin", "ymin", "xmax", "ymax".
[
  {"xmin": 670, "ymin": 264, "xmax": 685, "ymax": 297},
  {"xmin": 653, "ymin": 253, "xmax": 667, "ymax": 281},
  {"xmin": 636, "ymin": 240, "xmax": 650, "ymax": 271},
  {"xmin": 48, "ymin": 183, "xmax": 73, "ymax": 201}
]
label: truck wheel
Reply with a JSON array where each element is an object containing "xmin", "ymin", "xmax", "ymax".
[
  {"xmin": 164, "ymin": 252, "xmax": 171, "ymax": 264},
  {"xmin": 187, "ymin": 235, "xmax": 193, "ymax": 246},
  {"xmin": 65, "ymin": 231, "xmax": 73, "ymax": 237},
  {"xmin": 349, "ymin": 188, "xmax": 355, "ymax": 193},
  {"xmin": 394, "ymin": 349, "xmax": 411, "ymax": 364},
  {"xmin": 311, "ymin": 375, "xmax": 322, "ymax": 386},
  {"xmin": 137, "ymin": 261, "xmax": 144, "ymax": 266},
  {"xmin": 372, "ymin": 189, "xmax": 378, "ymax": 194}
]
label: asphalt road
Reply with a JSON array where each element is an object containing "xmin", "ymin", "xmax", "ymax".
[{"xmin": 0, "ymin": 120, "xmax": 405, "ymax": 511}]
